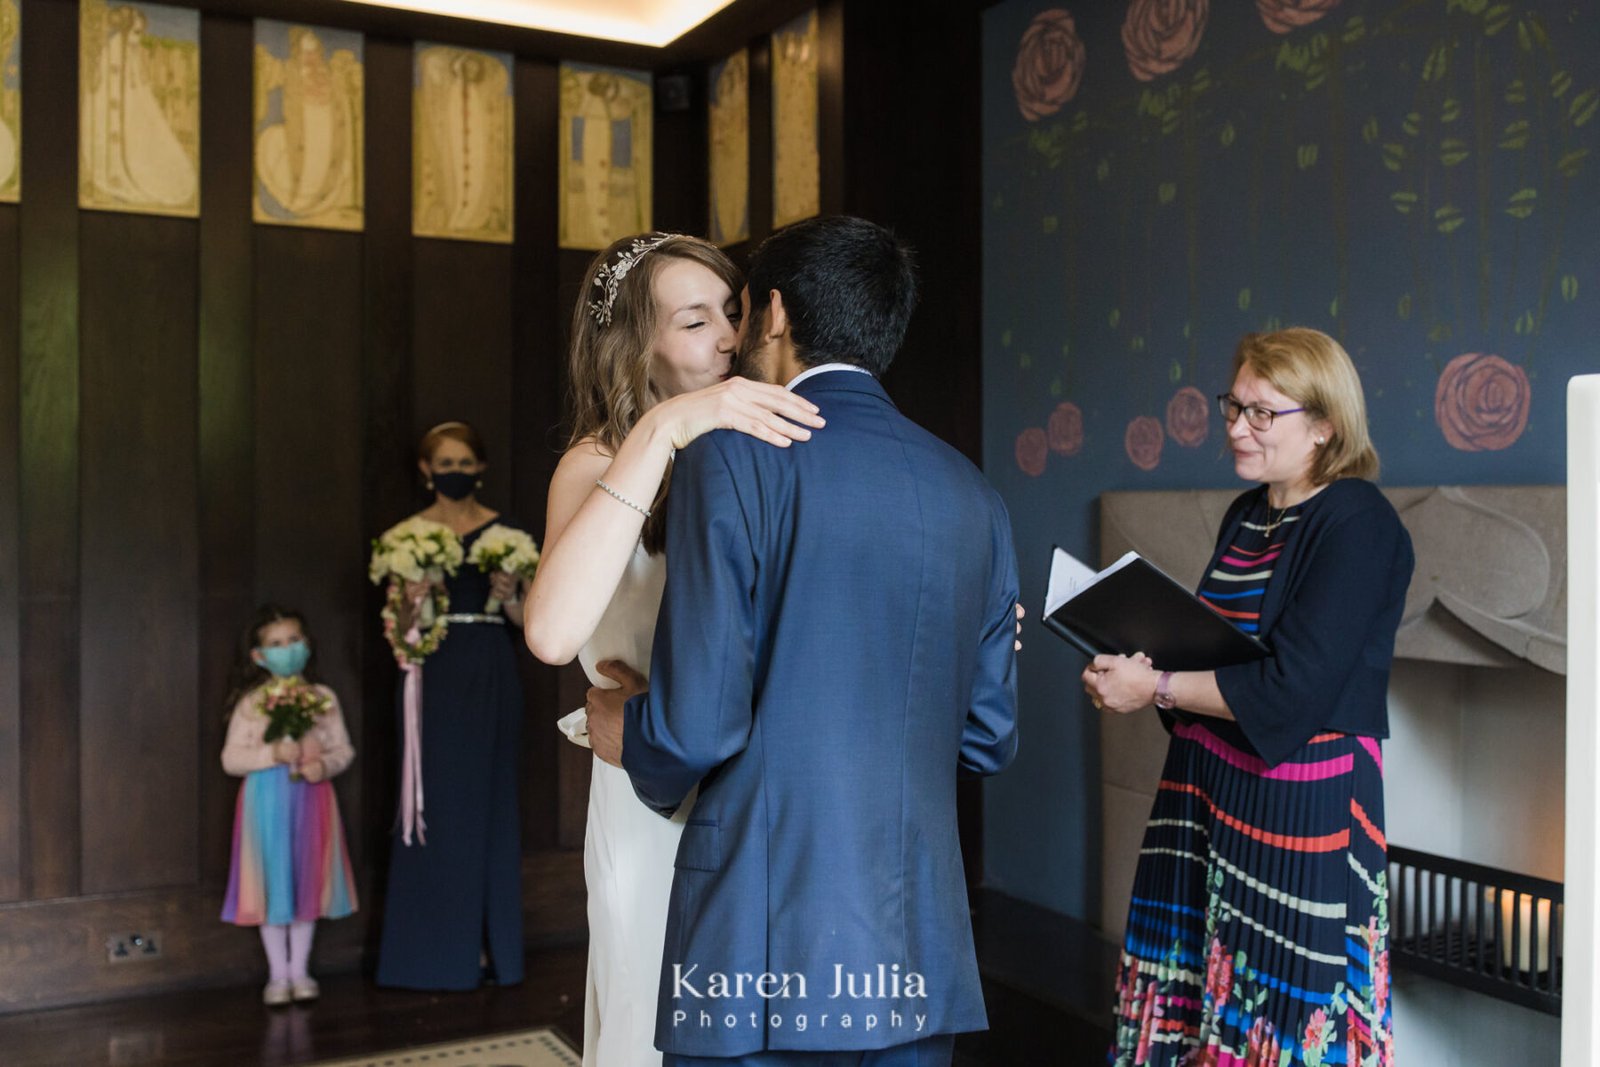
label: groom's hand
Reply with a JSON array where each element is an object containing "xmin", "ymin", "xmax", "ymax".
[{"xmin": 586, "ymin": 660, "xmax": 648, "ymax": 768}]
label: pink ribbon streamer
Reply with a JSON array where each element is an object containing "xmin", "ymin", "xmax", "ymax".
[{"xmin": 398, "ymin": 630, "xmax": 426, "ymax": 846}]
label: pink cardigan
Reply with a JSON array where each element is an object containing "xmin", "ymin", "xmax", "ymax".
[{"xmin": 221, "ymin": 683, "xmax": 355, "ymax": 778}]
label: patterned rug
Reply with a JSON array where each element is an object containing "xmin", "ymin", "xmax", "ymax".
[{"xmin": 307, "ymin": 1028, "xmax": 581, "ymax": 1067}]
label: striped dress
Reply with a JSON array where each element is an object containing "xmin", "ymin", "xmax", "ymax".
[{"xmin": 1108, "ymin": 496, "xmax": 1394, "ymax": 1067}]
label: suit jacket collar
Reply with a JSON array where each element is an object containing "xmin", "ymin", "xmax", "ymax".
[{"xmin": 791, "ymin": 367, "xmax": 892, "ymax": 404}]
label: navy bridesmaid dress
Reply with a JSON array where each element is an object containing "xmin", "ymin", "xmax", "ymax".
[{"xmin": 376, "ymin": 518, "xmax": 525, "ymax": 990}]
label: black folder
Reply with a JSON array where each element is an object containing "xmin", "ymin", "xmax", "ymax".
[{"xmin": 1042, "ymin": 546, "xmax": 1267, "ymax": 672}]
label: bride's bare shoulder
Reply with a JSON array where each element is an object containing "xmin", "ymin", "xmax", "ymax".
[{"xmin": 552, "ymin": 437, "xmax": 613, "ymax": 485}]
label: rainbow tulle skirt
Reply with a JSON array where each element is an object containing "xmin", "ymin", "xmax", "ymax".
[{"xmin": 222, "ymin": 765, "xmax": 358, "ymax": 926}]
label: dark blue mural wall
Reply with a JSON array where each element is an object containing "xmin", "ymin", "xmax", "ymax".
[{"xmin": 982, "ymin": 0, "xmax": 1600, "ymax": 918}]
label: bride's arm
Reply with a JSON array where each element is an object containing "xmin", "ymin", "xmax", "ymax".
[
  {"xmin": 523, "ymin": 381, "xmax": 822, "ymax": 665},
  {"xmin": 521, "ymin": 434, "xmax": 662, "ymax": 666}
]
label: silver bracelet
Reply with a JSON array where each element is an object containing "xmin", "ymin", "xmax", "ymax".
[{"xmin": 595, "ymin": 479, "xmax": 651, "ymax": 519}]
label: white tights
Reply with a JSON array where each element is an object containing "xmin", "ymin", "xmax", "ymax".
[{"xmin": 259, "ymin": 920, "xmax": 316, "ymax": 981}]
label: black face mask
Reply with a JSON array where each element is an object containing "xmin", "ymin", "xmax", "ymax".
[{"xmin": 431, "ymin": 471, "xmax": 477, "ymax": 500}]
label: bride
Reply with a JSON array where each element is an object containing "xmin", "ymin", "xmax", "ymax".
[{"xmin": 522, "ymin": 232, "xmax": 823, "ymax": 1066}]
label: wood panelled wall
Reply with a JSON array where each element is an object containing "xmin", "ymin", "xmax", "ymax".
[{"xmin": 0, "ymin": 0, "xmax": 984, "ymax": 1013}]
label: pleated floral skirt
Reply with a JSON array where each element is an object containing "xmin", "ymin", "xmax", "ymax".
[
  {"xmin": 222, "ymin": 765, "xmax": 358, "ymax": 927},
  {"xmin": 1108, "ymin": 719, "xmax": 1393, "ymax": 1067}
]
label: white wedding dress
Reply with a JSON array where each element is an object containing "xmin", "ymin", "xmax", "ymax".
[{"xmin": 571, "ymin": 543, "xmax": 691, "ymax": 1067}]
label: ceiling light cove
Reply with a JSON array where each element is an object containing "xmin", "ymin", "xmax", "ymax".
[{"xmin": 339, "ymin": 0, "xmax": 738, "ymax": 47}]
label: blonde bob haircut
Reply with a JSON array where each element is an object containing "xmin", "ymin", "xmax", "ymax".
[
  {"xmin": 565, "ymin": 232, "xmax": 742, "ymax": 553},
  {"xmin": 1231, "ymin": 328, "xmax": 1379, "ymax": 485}
]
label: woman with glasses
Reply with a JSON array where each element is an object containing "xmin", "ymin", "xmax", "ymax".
[{"xmin": 1085, "ymin": 328, "xmax": 1413, "ymax": 1066}]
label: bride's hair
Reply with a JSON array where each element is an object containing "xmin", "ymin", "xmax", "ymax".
[{"xmin": 565, "ymin": 233, "xmax": 741, "ymax": 554}]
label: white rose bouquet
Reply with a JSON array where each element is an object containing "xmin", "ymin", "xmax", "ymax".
[
  {"xmin": 466, "ymin": 524, "xmax": 541, "ymax": 613},
  {"xmin": 369, "ymin": 517, "xmax": 464, "ymax": 665}
]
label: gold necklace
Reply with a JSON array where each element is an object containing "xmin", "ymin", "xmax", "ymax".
[{"xmin": 1261, "ymin": 500, "xmax": 1291, "ymax": 538}]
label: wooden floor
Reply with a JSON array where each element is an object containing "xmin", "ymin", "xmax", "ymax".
[
  {"xmin": 0, "ymin": 945, "xmax": 589, "ymax": 1067},
  {"xmin": 0, "ymin": 908, "xmax": 1114, "ymax": 1066}
]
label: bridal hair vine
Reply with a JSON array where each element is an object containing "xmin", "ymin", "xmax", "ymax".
[{"xmin": 588, "ymin": 234, "xmax": 677, "ymax": 328}]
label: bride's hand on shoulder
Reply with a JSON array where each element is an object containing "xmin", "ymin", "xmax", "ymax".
[{"xmin": 655, "ymin": 377, "xmax": 825, "ymax": 451}]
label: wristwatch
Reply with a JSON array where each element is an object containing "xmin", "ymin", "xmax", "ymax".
[{"xmin": 1153, "ymin": 670, "xmax": 1177, "ymax": 710}]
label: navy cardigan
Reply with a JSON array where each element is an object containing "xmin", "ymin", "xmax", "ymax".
[{"xmin": 1197, "ymin": 478, "xmax": 1414, "ymax": 767}]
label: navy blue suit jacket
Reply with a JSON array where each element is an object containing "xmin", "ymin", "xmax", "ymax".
[{"xmin": 622, "ymin": 370, "xmax": 1020, "ymax": 1056}]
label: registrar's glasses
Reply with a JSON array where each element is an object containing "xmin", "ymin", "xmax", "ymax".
[{"xmin": 1216, "ymin": 394, "xmax": 1306, "ymax": 432}]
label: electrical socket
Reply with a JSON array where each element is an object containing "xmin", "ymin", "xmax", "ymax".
[{"xmin": 105, "ymin": 931, "xmax": 162, "ymax": 964}]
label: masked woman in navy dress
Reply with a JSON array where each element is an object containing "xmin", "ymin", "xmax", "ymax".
[
  {"xmin": 376, "ymin": 421, "xmax": 530, "ymax": 990},
  {"xmin": 1085, "ymin": 329, "xmax": 1414, "ymax": 1067}
]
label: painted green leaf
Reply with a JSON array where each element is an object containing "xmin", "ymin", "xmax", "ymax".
[
  {"xmin": 1306, "ymin": 61, "xmax": 1327, "ymax": 91},
  {"xmin": 1169, "ymin": 359, "xmax": 1183, "ymax": 383},
  {"xmin": 1550, "ymin": 71, "xmax": 1573, "ymax": 99},
  {"xmin": 1528, "ymin": 13, "xmax": 1550, "ymax": 47},
  {"xmin": 1050, "ymin": 378, "xmax": 1063, "ymax": 397},
  {"xmin": 1161, "ymin": 110, "xmax": 1182, "ymax": 135},
  {"xmin": 1343, "ymin": 15, "xmax": 1366, "ymax": 44},
  {"xmin": 1382, "ymin": 143, "xmax": 1406, "ymax": 171},
  {"xmin": 1441, "ymin": 98, "xmax": 1462, "ymax": 123},
  {"xmin": 1001, "ymin": 329, "xmax": 1013, "ymax": 347},
  {"xmin": 1096, "ymin": 158, "xmax": 1111, "ymax": 182},
  {"xmin": 1072, "ymin": 110, "xmax": 1090, "ymax": 132},
  {"xmin": 1484, "ymin": 4, "xmax": 1513, "ymax": 35},
  {"xmin": 1182, "ymin": 323, "xmax": 1192, "ymax": 340},
  {"xmin": 1500, "ymin": 118, "xmax": 1530, "ymax": 149},
  {"xmin": 1402, "ymin": 112, "xmax": 1422, "ymax": 136},
  {"xmin": 1390, "ymin": 191, "xmax": 1418, "ymax": 214},
  {"xmin": 1505, "ymin": 79, "xmax": 1527, "ymax": 104},
  {"xmin": 1109, "ymin": 308, "xmax": 1121, "ymax": 328},
  {"xmin": 1562, "ymin": 274, "xmax": 1579, "ymax": 301},
  {"xmin": 1428, "ymin": 322, "xmax": 1454, "ymax": 342},
  {"xmin": 1220, "ymin": 121, "xmax": 1237, "ymax": 147},
  {"xmin": 1517, "ymin": 20, "xmax": 1532, "ymax": 51},
  {"xmin": 1276, "ymin": 41, "xmax": 1308, "ymax": 72},
  {"xmin": 1447, "ymin": 0, "xmax": 1487, "ymax": 13},
  {"xmin": 1362, "ymin": 117, "xmax": 1379, "ymax": 144},
  {"xmin": 1571, "ymin": 88, "xmax": 1599, "ymax": 127},
  {"xmin": 1297, "ymin": 144, "xmax": 1320, "ymax": 169},
  {"xmin": 1061, "ymin": 341, "xmax": 1071, "ymax": 357},
  {"xmin": 1330, "ymin": 296, "xmax": 1341, "ymax": 318},
  {"xmin": 1423, "ymin": 45, "xmax": 1449, "ymax": 82},
  {"xmin": 1020, "ymin": 352, "xmax": 1033, "ymax": 369},
  {"xmin": 1042, "ymin": 215, "xmax": 1060, "ymax": 234},
  {"xmin": 1158, "ymin": 182, "xmax": 1178, "ymax": 205},
  {"xmin": 1398, "ymin": 294, "xmax": 1413, "ymax": 320},
  {"xmin": 1131, "ymin": 335, "xmax": 1147, "ymax": 353},
  {"xmin": 1505, "ymin": 188, "xmax": 1538, "ymax": 218},
  {"xmin": 1192, "ymin": 67, "xmax": 1213, "ymax": 93},
  {"xmin": 1440, "ymin": 138, "xmax": 1470, "ymax": 166},
  {"xmin": 1238, "ymin": 288, "xmax": 1252, "ymax": 311}
]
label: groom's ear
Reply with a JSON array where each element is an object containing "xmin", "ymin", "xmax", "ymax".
[{"xmin": 765, "ymin": 290, "xmax": 790, "ymax": 340}]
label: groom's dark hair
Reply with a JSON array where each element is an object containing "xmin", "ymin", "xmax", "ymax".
[{"xmin": 746, "ymin": 215, "xmax": 918, "ymax": 376}]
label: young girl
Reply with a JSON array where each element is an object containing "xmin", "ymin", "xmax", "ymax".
[{"xmin": 221, "ymin": 605, "xmax": 358, "ymax": 1006}]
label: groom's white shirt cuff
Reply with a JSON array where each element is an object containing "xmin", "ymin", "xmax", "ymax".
[{"xmin": 784, "ymin": 363, "xmax": 873, "ymax": 391}]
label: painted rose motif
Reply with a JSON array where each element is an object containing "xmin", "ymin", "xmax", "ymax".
[
  {"xmin": 1166, "ymin": 386, "xmax": 1209, "ymax": 447},
  {"xmin": 1125, "ymin": 415, "xmax": 1165, "ymax": 471},
  {"xmin": 1015, "ymin": 427, "xmax": 1048, "ymax": 476},
  {"xmin": 1047, "ymin": 401, "xmax": 1085, "ymax": 455},
  {"xmin": 1256, "ymin": 0, "xmax": 1342, "ymax": 34},
  {"xmin": 1434, "ymin": 352, "xmax": 1531, "ymax": 451},
  {"xmin": 1135, "ymin": 980, "xmax": 1164, "ymax": 1063},
  {"xmin": 1122, "ymin": 0, "xmax": 1210, "ymax": 83},
  {"xmin": 1203, "ymin": 936, "xmax": 1234, "ymax": 1009},
  {"xmin": 1012, "ymin": 9, "xmax": 1087, "ymax": 121}
]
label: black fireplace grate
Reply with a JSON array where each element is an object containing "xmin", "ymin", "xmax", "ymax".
[{"xmin": 1388, "ymin": 845, "xmax": 1562, "ymax": 1015}]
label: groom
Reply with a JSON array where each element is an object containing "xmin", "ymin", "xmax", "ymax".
[{"xmin": 587, "ymin": 215, "xmax": 1019, "ymax": 1067}]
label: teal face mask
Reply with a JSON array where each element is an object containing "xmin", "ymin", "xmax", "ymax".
[{"xmin": 258, "ymin": 640, "xmax": 310, "ymax": 678}]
